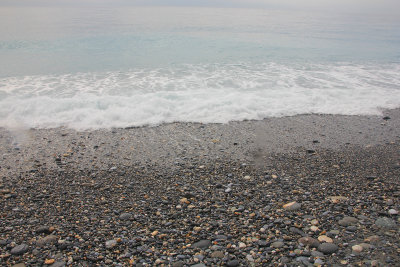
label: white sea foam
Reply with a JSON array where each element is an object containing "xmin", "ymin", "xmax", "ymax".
[{"xmin": 1, "ymin": 62, "xmax": 400, "ymax": 130}]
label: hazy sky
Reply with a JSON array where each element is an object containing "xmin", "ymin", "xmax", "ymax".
[{"xmin": 1, "ymin": 0, "xmax": 399, "ymax": 14}]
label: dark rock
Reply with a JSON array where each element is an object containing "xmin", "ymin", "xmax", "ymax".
[
  {"xmin": 192, "ymin": 240, "xmax": 211, "ymax": 249},
  {"xmin": 375, "ymin": 217, "xmax": 396, "ymax": 229},
  {"xmin": 318, "ymin": 243, "xmax": 338, "ymax": 254},
  {"xmin": 119, "ymin": 213, "xmax": 133, "ymax": 220},
  {"xmin": 338, "ymin": 217, "xmax": 358, "ymax": 226},
  {"xmin": 11, "ymin": 244, "xmax": 29, "ymax": 255},
  {"xmin": 226, "ymin": 260, "xmax": 240, "ymax": 267},
  {"xmin": 36, "ymin": 235, "xmax": 58, "ymax": 246},
  {"xmin": 298, "ymin": 237, "xmax": 320, "ymax": 248},
  {"xmin": 36, "ymin": 226, "xmax": 51, "ymax": 235},
  {"xmin": 50, "ymin": 261, "xmax": 66, "ymax": 267}
]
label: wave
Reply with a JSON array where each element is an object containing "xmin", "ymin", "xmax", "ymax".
[{"xmin": 1, "ymin": 62, "xmax": 400, "ymax": 129}]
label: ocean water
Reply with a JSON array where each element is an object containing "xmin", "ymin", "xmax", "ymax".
[{"xmin": 1, "ymin": 6, "xmax": 400, "ymax": 129}]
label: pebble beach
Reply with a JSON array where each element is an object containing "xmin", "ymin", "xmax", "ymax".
[{"xmin": 1, "ymin": 109, "xmax": 399, "ymax": 266}]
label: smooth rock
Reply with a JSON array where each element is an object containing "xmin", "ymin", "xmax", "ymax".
[
  {"xmin": 318, "ymin": 243, "xmax": 338, "ymax": 254},
  {"xmin": 36, "ymin": 226, "xmax": 52, "ymax": 235},
  {"xmin": 318, "ymin": 235, "xmax": 333, "ymax": 243},
  {"xmin": 388, "ymin": 209, "xmax": 398, "ymax": 215},
  {"xmin": 338, "ymin": 217, "xmax": 358, "ymax": 226},
  {"xmin": 12, "ymin": 264, "xmax": 26, "ymax": 267},
  {"xmin": 311, "ymin": 251, "xmax": 324, "ymax": 257},
  {"xmin": 298, "ymin": 237, "xmax": 320, "ymax": 248},
  {"xmin": 211, "ymin": 251, "xmax": 224, "ymax": 258},
  {"xmin": 283, "ymin": 201, "xmax": 301, "ymax": 211},
  {"xmin": 105, "ymin": 239, "xmax": 117, "ymax": 249},
  {"xmin": 271, "ymin": 241, "xmax": 284, "ymax": 248},
  {"xmin": 36, "ymin": 235, "xmax": 58, "ymax": 246},
  {"xmin": 365, "ymin": 235, "xmax": 380, "ymax": 243},
  {"xmin": 375, "ymin": 217, "xmax": 396, "ymax": 229},
  {"xmin": 50, "ymin": 261, "xmax": 66, "ymax": 267},
  {"xmin": 191, "ymin": 264, "xmax": 206, "ymax": 267},
  {"xmin": 352, "ymin": 245, "xmax": 363, "ymax": 253},
  {"xmin": 238, "ymin": 242, "xmax": 246, "ymax": 249},
  {"xmin": 192, "ymin": 240, "xmax": 211, "ymax": 249},
  {"xmin": 329, "ymin": 196, "xmax": 348, "ymax": 203},
  {"xmin": 119, "ymin": 213, "xmax": 132, "ymax": 220},
  {"xmin": 10, "ymin": 244, "xmax": 29, "ymax": 255},
  {"xmin": 226, "ymin": 260, "xmax": 240, "ymax": 267}
]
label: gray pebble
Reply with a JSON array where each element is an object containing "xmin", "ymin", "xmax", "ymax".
[
  {"xmin": 226, "ymin": 260, "xmax": 240, "ymax": 267},
  {"xmin": 192, "ymin": 240, "xmax": 211, "ymax": 249},
  {"xmin": 318, "ymin": 243, "xmax": 338, "ymax": 254},
  {"xmin": 375, "ymin": 217, "xmax": 396, "ymax": 229},
  {"xmin": 11, "ymin": 244, "xmax": 29, "ymax": 255}
]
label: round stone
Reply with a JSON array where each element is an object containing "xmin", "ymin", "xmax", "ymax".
[
  {"xmin": 352, "ymin": 245, "xmax": 363, "ymax": 253},
  {"xmin": 10, "ymin": 244, "xmax": 29, "ymax": 255},
  {"xmin": 271, "ymin": 241, "xmax": 284, "ymax": 248},
  {"xmin": 298, "ymin": 237, "xmax": 320, "ymax": 248},
  {"xmin": 375, "ymin": 217, "xmax": 396, "ymax": 229},
  {"xmin": 119, "ymin": 213, "xmax": 132, "ymax": 220},
  {"xmin": 226, "ymin": 260, "xmax": 240, "ymax": 267},
  {"xmin": 192, "ymin": 240, "xmax": 211, "ymax": 249},
  {"xmin": 283, "ymin": 201, "xmax": 301, "ymax": 211},
  {"xmin": 318, "ymin": 243, "xmax": 338, "ymax": 254},
  {"xmin": 338, "ymin": 216, "xmax": 358, "ymax": 226}
]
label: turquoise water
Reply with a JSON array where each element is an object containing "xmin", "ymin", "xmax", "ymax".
[{"xmin": 1, "ymin": 6, "xmax": 400, "ymax": 129}]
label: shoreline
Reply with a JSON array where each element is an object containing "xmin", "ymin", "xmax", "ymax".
[
  {"xmin": 1, "ymin": 110, "xmax": 399, "ymax": 266},
  {"xmin": 1, "ymin": 108, "xmax": 399, "ymax": 174}
]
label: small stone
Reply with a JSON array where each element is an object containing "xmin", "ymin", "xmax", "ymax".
[
  {"xmin": 49, "ymin": 261, "xmax": 66, "ymax": 267},
  {"xmin": 238, "ymin": 242, "xmax": 246, "ymax": 249},
  {"xmin": 296, "ymin": 256, "xmax": 311, "ymax": 265},
  {"xmin": 318, "ymin": 235, "xmax": 333, "ymax": 243},
  {"xmin": 105, "ymin": 239, "xmax": 117, "ymax": 249},
  {"xmin": 12, "ymin": 264, "xmax": 26, "ymax": 267},
  {"xmin": 119, "ymin": 213, "xmax": 132, "ymax": 220},
  {"xmin": 310, "ymin": 226, "xmax": 319, "ymax": 232},
  {"xmin": 45, "ymin": 259, "xmax": 55, "ymax": 265},
  {"xmin": 375, "ymin": 217, "xmax": 396, "ymax": 229},
  {"xmin": 180, "ymin": 198, "xmax": 189, "ymax": 204},
  {"xmin": 388, "ymin": 209, "xmax": 398, "ymax": 215},
  {"xmin": 211, "ymin": 251, "xmax": 224, "ymax": 258},
  {"xmin": 359, "ymin": 243, "xmax": 372, "ymax": 250},
  {"xmin": 226, "ymin": 260, "xmax": 240, "ymax": 267},
  {"xmin": 283, "ymin": 201, "xmax": 301, "ymax": 211},
  {"xmin": 329, "ymin": 196, "xmax": 348, "ymax": 203},
  {"xmin": 151, "ymin": 230, "xmax": 159, "ymax": 236},
  {"xmin": 246, "ymin": 254, "xmax": 254, "ymax": 262},
  {"xmin": 10, "ymin": 244, "xmax": 29, "ymax": 255},
  {"xmin": 192, "ymin": 240, "xmax": 211, "ymax": 249},
  {"xmin": 346, "ymin": 226, "xmax": 357, "ymax": 232},
  {"xmin": 191, "ymin": 264, "xmax": 206, "ymax": 267},
  {"xmin": 318, "ymin": 243, "xmax": 338, "ymax": 254},
  {"xmin": 298, "ymin": 237, "xmax": 319, "ymax": 248},
  {"xmin": 371, "ymin": 260, "xmax": 381, "ymax": 267},
  {"xmin": 311, "ymin": 251, "xmax": 324, "ymax": 257},
  {"xmin": 172, "ymin": 261, "xmax": 184, "ymax": 267},
  {"xmin": 37, "ymin": 235, "xmax": 58, "ymax": 246},
  {"xmin": 352, "ymin": 245, "xmax": 363, "ymax": 253},
  {"xmin": 271, "ymin": 241, "xmax": 284, "ymax": 248},
  {"xmin": 338, "ymin": 216, "xmax": 358, "ymax": 226},
  {"xmin": 36, "ymin": 226, "xmax": 52, "ymax": 235},
  {"xmin": 365, "ymin": 235, "xmax": 380, "ymax": 243}
]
